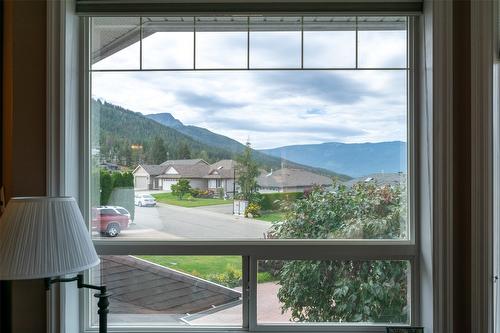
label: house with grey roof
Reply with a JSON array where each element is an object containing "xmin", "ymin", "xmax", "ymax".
[
  {"xmin": 133, "ymin": 160, "xmax": 333, "ymax": 195},
  {"xmin": 343, "ymin": 172, "xmax": 406, "ymax": 188},
  {"xmin": 97, "ymin": 255, "xmax": 241, "ymax": 324},
  {"xmin": 257, "ymin": 168, "xmax": 333, "ymax": 193},
  {"xmin": 133, "ymin": 159, "xmax": 236, "ymax": 194}
]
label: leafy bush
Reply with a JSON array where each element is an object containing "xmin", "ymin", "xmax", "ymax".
[
  {"xmin": 245, "ymin": 203, "xmax": 261, "ymax": 217},
  {"xmin": 260, "ymin": 192, "xmax": 303, "ymax": 211},
  {"xmin": 171, "ymin": 179, "xmax": 192, "ymax": 200},
  {"xmin": 270, "ymin": 182, "xmax": 408, "ymax": 323},
  {"xmin": 207, "ymin": 266, "xmax": 242, "ymax": 288}
]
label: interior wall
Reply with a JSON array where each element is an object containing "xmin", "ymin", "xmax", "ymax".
[{"xmin": 2, "ymin": 0, "xmax": 48, "ymax": 332}]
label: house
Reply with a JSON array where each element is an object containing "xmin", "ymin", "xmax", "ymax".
[
  {"xmin": 257, "ymin": 168, "xmax": 333, "ymax": 193},
  {"xmin": 133, "ymin": 159, "xmax": 236, "ymax": 194},
  {"xmin": 99, "ymin": 256, "xmax": 241, "ymax": 320},
  {"xmin": 343, "ymin": 172, "xmax": 407, "ymax": 188}
]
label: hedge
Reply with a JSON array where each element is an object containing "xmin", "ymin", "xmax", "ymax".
[{"xmin": 260, "ymin": 192, "xmax": 303, "ymax": 211}]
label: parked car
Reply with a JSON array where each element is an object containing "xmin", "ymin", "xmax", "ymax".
[
  {"xmin": 134, "ymin": 193, "xmax": 157, "ymax": 207},
  {"xmin": 92, "ymin": 206, "xmax": 131, "ymax": 237}
]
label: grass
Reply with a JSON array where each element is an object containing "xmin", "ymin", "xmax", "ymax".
[
  {"xmin": 255, "ymin": 211, "xmax": 285, "ymax": 223},
  {"xmin": 152, "ymin": 192, "xmax": 229, "ymax": 207},
  {"xmin": 138, "ymin": 255, "xmax": 241, "ymax": 277},
  {"xmin": 137, "ymin": 255, "xmax": 277, "ymax": 285}
]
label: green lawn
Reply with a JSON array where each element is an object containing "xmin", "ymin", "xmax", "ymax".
[
  {"xmin": 138, "ymin": 255, "xmax": 276, "ymax": 286},
  {"xmin": 255, "ymin": 211, "xmax": 285, "ymax": 223},
  {"xmin": 152, "ymin": 192, "xmax": 229, "ymax": 207}
]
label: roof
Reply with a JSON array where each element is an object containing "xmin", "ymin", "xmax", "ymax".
[
  {"xmin": 160, "ymin": 159, "xmax": 209, "ymax": 166},
  {"xmin": 257, "ymin": 168, "xmax": 332, "ymax": 189},
  {"xmin": 97, "ymin": 256, "xmax": 241, "ymax": 315},
  {"xmin": 343, "ymin": 173, "xmax": 406, "ymax": 188},
  {"xmin": 206, "ymin": 160, "xmax": 237, "ymax": 179},
  {"xmin": 136, "ymin": 164, "xmax": 168, "ymax": 176},
  {"xmin": 156, "ymin": 164, "xmax": 211, "ymax": 179},
  {"xmin": 210, "ymin": 159, "xmax": 236, "ymax": 170}
]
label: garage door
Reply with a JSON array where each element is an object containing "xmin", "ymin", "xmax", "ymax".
[
  {"xmin": 134, "ymin": 176, "xmax": 148, "ymax": 190},
  {"xmin": 162, "ymin": 179, "xmax": 177, "ymax": 192}
]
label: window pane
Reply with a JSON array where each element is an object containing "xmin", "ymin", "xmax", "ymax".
[
  {"xmin": 249, "ymin": 17, "xmax": 301, "ymax": 68},
  {"xmin": 91, "ymin": 69, "xmax": 407, "ymax": 240},
  {"xmin": 257, "ymin": 260, "xmax": 410, "ymax": 324},
  {"xmin": 358, "ymin": 17, "xmax": 407, "ymax": 68},
  {"xmin": 90, "ymin": 255, "xmax": 243, "ymax": 327},
  {"xmin": 92, "ymin": 17, "xmax": 141, "ymax": 70},
  {"xmin": 196, "ymin": 17, "xmax": 247, "ymax": 69},
  {"xmin": 142, "ymin": 17, "xmax": 194, "ymax": 69},
  {"xmin": 303, "ymin": 17, "xmax": 356, "ymax": 68}
]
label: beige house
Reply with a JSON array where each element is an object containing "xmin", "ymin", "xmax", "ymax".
[
  {"xmin": 257, "ymin": 168, "xmax": 333, "ymax": 193},
  {"xmin": 133, "ymin": 159, "xmax": 236, "ymax": 194}
]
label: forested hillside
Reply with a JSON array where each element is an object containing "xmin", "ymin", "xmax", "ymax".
[{"xmin": 93, "ymin": 99, "xmax": 350, "ymax": 180}]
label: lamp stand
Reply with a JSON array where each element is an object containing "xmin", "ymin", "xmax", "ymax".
[{"xmin": 45, "ymin": 274, "xmax": 109, "ymax": 333}]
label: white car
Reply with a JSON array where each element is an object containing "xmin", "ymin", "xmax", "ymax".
[{"xmin": 134, "ymin": 193, "xmax": 157, "ymax": 207}]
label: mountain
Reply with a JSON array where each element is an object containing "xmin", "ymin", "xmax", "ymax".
[
  {"xmin": 147, "ymin": 113, "xmax": 244, "ymax": 153},
  {"xmin": 94, "ymin": 100, "xmax": 233, "ymax": 165},
  {"xmin": 260, "ymin": 141, "xmax": 407, "ymax": 178},
  {"xmin": 146, "ymin": 112, "xmax": 350, "ymax": 180},
  {"xmin": 96, "ymin": 102, "xmax": 350, "ymax": 180}
]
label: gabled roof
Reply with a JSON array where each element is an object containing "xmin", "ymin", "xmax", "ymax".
[
  {"xmin": 206, "ymin": 160, "xmax": 237, "ymax": 179},
  {"xmin": 136, "ymin": 164, "xmax": 169, "ymax": 176},
  {"xmin": 343, "ymin": 172, "xmax": 406, "ymax": 188},
  {"xmin": 210, "ymin": 159, "xmax": 237, "ymax": 170},
  {"xmin": 98, "ymin": 256, "xmax": 241, "ymax": 315},
  {"xmin": 257, "ymin": 168, "xmax": 332, "ymax": 189},
  {"xmin": 160, "ymin": 159, "xmax": 209, "ymax": 166},
  {"xmin": 157, "ymin": 164, "xmax": 211, "ymax": 179}
]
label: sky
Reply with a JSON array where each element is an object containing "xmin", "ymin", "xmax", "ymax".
[{"xmin": 92, "ymin": 24, "xmax": 407, "ymax": 150}]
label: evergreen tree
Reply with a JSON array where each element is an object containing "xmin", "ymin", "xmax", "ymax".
[
  {"xmin": 235, "ymin": 142, "xmax": 260, "ymax": 202},
  {"xmin": 148, "ymin": 136, "xmax": 168, "ymax": 164},
  {"xmin": 178, "ymin": 142, "xmax": 192, "ymax": 159}
]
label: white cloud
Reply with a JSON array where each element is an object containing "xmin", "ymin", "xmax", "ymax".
[{"xmin": 92, "ymin": 28, "xmax": 407, "ymax": 149}]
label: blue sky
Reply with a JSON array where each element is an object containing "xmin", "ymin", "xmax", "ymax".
[{"xmin": 92, "ymin": 28, "xmax": 407, "ymax": 149}]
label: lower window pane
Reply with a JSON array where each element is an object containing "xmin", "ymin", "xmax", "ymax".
[
  {"xmin": 90, "ymin": 255, "xmax": 243, "ymax": 327},
  {"xmin": 257, "ymin": 260, "xmax": 410, "ymax": 325}
]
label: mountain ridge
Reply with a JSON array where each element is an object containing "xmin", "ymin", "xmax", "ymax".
[{"xmin": 260, "ymin": 141, "xmax": 407, "ymax": 178}]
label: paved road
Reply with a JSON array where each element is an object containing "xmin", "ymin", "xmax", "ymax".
[{"xmin": 105, "ymin": 203, "xmax": 270, "ymax": 239}]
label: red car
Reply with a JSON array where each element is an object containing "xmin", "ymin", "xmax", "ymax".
[{"xmin": 92, "ymin": 206, "xmax": 131, "ymax": 237}]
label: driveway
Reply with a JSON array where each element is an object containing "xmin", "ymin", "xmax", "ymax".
[{"xmin": 106, "ymin": 203, "xmax": 270, "ymax": 239}]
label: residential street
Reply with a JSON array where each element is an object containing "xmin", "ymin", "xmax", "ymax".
[{"xmin": 96, "ymin": 203, "xmax": 271, "ymax": 239}]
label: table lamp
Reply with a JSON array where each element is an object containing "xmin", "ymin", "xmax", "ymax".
[{"xmin": 0, "ymin": 197, "xmax": 108, "ymax": 333}]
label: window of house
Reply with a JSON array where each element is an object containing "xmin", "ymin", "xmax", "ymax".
[{"xmin": 85, "ymin": 13, "xmax": 417, "ymax": 332}]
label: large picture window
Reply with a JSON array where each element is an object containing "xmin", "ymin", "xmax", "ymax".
[{"xmin": 86, "ymin": 14, "xmax": 417, "ymax": 332}]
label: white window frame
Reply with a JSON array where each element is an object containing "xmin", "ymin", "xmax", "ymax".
[
  {"xmin": 48, "ymin": 1, "xmax": 480, "ymax": 332},
  {"xmin": 80, "ymin": 13, "xmax": 420, "ymax": 333}
]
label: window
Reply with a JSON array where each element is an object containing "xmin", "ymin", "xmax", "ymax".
[{"xmin": 86, "ymin": 13, "xmax": 416, "ymax": 332}]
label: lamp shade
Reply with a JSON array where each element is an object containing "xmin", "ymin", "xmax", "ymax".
[{"xmin": 0, "ymin": 197, "xmax": 100, "ymax": 280}]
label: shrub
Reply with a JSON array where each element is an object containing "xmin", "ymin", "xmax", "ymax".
[
  {"xmin": 244, "ymin": 202, "xmax": 261, "ymax": 217},
  {"xmin": 207, "ymin": 266, "xmax": 242, "ymax": 288},
  {"xmin": 260, "ymin": 192, "xmax": 303, "ymax": 211},
  {"xmin": 270, "ymin": 182, "xmax": 408, "ymax": 323},
  {"xmin": 171, "ymin": 179, "xmax": 192, "ymax": 200}
]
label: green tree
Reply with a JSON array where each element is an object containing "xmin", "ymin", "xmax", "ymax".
[
  {"xmin": 178, "ymin": 142, "xmax": 191, "ymax": 159},
  {"xmin": 270, "ymin": 182, "xmax": 408, "ymax": 323},
  {"xmin": 108, "ymin": 171, "xmax": 135, "ymax": 220},
  {"xmin": 100, "ymin": 170, "xmax": 113, "ymax": 205},
  {"xmin": 235, "ymin": 142, "xmax": 260, "ymax": 202},
  {"xmin": 198, "ymin": 150, "xmax": 209, "ymax": 162},
  {"xmin": 171, "ymin": 179, "xmax": 192, "ymax": 200},
  {"xmin": 148, "ymin": 136, "xmax": 168, "ymax": 164}
]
